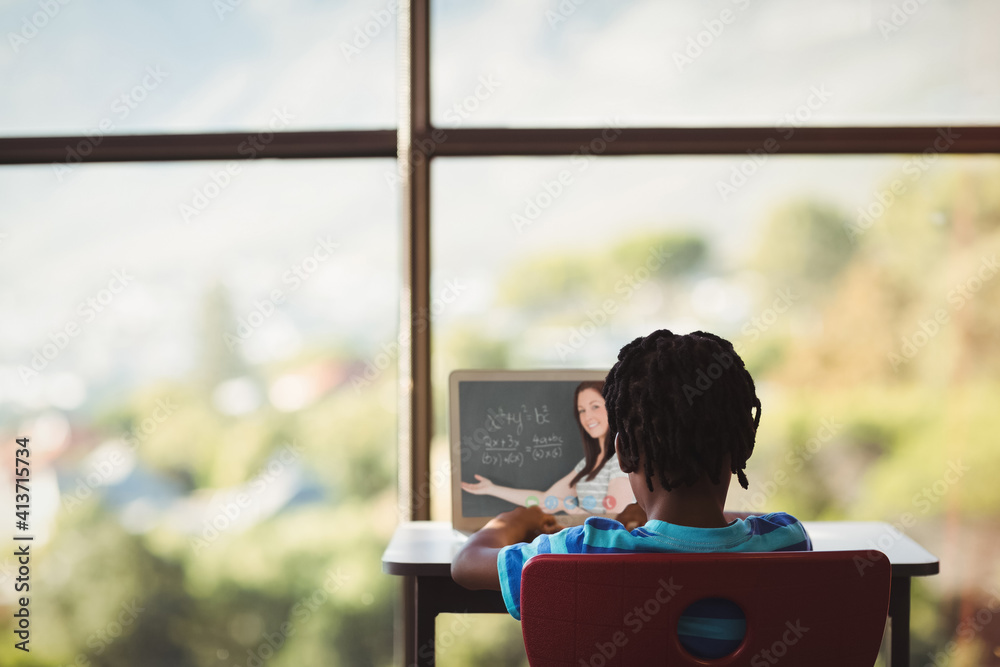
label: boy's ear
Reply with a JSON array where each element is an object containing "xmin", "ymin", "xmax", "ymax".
[
  {"xmin": 614, "ymin": 431, "xmax": 639, "ymax": 473},
  {"xmin": 616, "ymin": 447, "xmax": 638, "ymax": 474}
]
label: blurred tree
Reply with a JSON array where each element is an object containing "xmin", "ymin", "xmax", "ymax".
[
  {"xmin": 497, "ymin": 231, "xmax": 707, "ymax": 316},
  {"xmin": 199, "ymin": 282, "xmax": 249, "ymax": 389},
  {"xmin": 753, "ymin": 199, "xmax": 855, "ymax": 298}
]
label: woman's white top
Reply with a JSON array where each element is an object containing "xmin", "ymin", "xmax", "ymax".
[{"xmin": 570, "ymin": 454, "xmax": 629, "ymax": 511}]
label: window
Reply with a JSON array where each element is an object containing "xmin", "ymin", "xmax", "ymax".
[
  {"xmin": 0, "ymin": 161, "xmax": 400, "ymax": 666},
  {"xmin": 0, "ymin": 0, "xmax": 395, "ymax": 135},
  {"xmin": 431, "ymin": 0, "xmax": 1000, "ymax": 127},
  {"xmin": 1, "ymin": 0, "xmax": 998, "ymax": 664}
]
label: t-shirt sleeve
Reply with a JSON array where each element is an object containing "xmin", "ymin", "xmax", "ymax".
[
  {"xmin": 751, "ymin": 512, "xmax": 812, "ymax": 552},
  {"xmin": 497, "ymin": 526, "xmax": 584, "ymax": 620}
]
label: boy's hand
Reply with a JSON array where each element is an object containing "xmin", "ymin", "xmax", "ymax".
[
  {"xmin": 452, "ymin": 505, "xmax": 558, "ymax": 591},
  {"xmin": 614, "ymin": 503, "xmax": 647, "ymax": 531},
  {"xmin": 488, "ymin": 505, "xmax": 559, "ymax": 544}
]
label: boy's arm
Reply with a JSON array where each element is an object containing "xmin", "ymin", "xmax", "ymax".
[{"xmin": 451, "ymin": 506, "xmax": 559, "ymax": 590}]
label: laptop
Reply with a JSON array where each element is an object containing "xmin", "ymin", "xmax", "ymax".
[{"xmin": 449, "ymin": 369, "xmax": 634, "ymax": 534}]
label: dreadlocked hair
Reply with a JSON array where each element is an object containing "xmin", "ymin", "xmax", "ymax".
[{"xmin": 602, "ymin": 329, "xmax": 760, "ymax": 492}]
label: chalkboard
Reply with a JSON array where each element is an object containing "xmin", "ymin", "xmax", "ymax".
[{"xmin": 456, "ymin": 379, "xmax": 588, "ymax": 518}]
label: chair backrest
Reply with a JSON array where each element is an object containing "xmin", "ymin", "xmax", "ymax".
[{"xmin": 520, "ymin": 550, "xmax": 890, "ymax": 666}]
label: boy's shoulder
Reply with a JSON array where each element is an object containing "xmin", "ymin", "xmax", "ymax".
[
  {"xmin": 547, "ymin": 513, "xmax": 810, "ymax": 553},
  {"xmin": 547, "ymin": 516, "xmax": 634, "ymax": 553},
  {"xmin": 742, "ymin": 511, "xmax": 812, "ymax": 550},
  {"xmin": 745, "ymin": 511, "xmax": 805, "ymax": 526}
]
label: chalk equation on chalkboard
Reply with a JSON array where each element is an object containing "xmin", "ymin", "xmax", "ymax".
[
  {"xmin": 481, "ymin": 403, "xmax": 552, "ymax": 435},
  {"xmin": 479, "ymin": 434, "xmax": 565, "ymax": 468},
  {"xmin": 467, "ymin": 404, "xmax": 565, "ymax": 468}
]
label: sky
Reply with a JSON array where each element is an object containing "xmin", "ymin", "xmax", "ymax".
[{"xmin": 1, "ymin": 0, "xmax": 998, "ymax": 420}]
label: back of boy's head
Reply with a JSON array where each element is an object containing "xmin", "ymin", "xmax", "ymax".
[{"xmin": 603, "ymin": 329, "xmax": 760, "ymax": 492}]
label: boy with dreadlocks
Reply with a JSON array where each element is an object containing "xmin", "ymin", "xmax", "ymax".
[{"xmin": 452, "ymin": 329, "xmax": 811, "ymax": 657}]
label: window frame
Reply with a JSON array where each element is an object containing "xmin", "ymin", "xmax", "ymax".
[
  {"xmin": 2, "ymin": 0, "xmax": 999, "ymax": 558},
  {"xmin": 3, "ymin": 3, "xmax": 999, "ymax": 664}
]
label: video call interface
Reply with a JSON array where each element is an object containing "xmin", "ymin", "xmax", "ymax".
[{"xmin": 457, "ymin": 379, "xmax": 620, "ymax": 518}]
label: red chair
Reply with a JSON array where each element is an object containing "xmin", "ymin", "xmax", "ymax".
[{"xmin": 520, "ymin": 550, "xmax": 890, "ymax": 666}]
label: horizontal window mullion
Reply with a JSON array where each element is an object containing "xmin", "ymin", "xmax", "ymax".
[
  {"xmin": 433, "ymin": 127, "xmax": 1000, "ymax": 156},
  {"xmin": 0, "ymin": 130, "xmax": 398, "ymax": 165},
  {"xmin": 2, "ymin": 126, "xmax": 999, "ymax": 165}
]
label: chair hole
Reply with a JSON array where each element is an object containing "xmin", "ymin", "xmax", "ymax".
[{"xmin": 677, "ymin": 597, "xmax": 746, "ymax": 661}]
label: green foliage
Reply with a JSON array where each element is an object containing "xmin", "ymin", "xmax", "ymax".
[
  {"xmin": 753, "ymin": 199, "xmax": 855, "ymax": 295},
  {"xmin": 497, "ymin": 231, "xmax": 707, "ymax": 315},
  {"xmin": 8, "ymin": 161, "xmax": 1000, "ymax": 666},
  {"xmin": 6, "ymin": 505, "xmax": 197, "ymax": 667},
  {"xmin": 436, "ymin": 614, "xmax": 529, "ymax": 667}
]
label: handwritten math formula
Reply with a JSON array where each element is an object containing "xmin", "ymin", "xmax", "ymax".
[{"xmin": 473, "ymin": 404, "xmax": 565, "ymax": 468}]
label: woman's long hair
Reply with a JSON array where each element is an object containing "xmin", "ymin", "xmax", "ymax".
[{"xmin": 569, "ymin": 380, "xmax": 608, "ymax": 488}]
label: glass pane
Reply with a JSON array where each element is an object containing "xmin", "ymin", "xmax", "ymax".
[
  {"xmin": 0, "ymin": 0, "xmax": 395, "ymax": 135},
  {"xmin": 0, "ymin": 160, "xmax": 400, "ymax": 665},
  {"xmin": 432, "ymin": 0, "xmax": 1000, "ymax": 127},
  {"xmin": 433, "ymin": 154, "xmax": 1000, "ymax": 662}
]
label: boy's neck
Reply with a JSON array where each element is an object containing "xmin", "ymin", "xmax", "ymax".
[{"xmin": 642, "ymin": 476, "xmax": 730, "ymax": 529}]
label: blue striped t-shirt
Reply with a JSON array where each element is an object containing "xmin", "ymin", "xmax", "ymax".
[{"xmin": 498, "ymin": 513, "xmax": 812, "ymax": 659}]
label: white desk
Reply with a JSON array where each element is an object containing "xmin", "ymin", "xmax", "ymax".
[{"xmin": 383, "ymin": 520, "xmax": 939, "ymax": 667}]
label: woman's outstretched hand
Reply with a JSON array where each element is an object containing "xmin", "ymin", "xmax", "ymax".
[{"xmin": 461, "ymin": 474, "xmax": 496, "ymax": 495}]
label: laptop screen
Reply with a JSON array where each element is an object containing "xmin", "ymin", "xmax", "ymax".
[{"xmin": 450, "ymin": 370, "xmax": 635, "ymax": 532}]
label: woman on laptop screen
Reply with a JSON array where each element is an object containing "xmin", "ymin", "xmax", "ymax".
[{"xmin": 461, "ymin": 381, "xmax": 634, "ymax": 514}]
